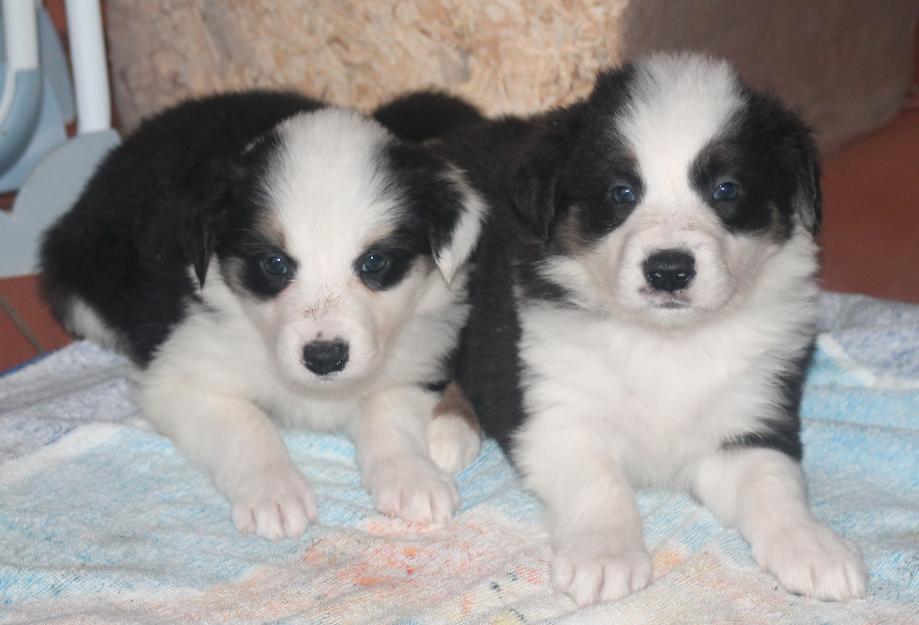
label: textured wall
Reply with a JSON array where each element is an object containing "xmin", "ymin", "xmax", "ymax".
[{"xmin": 106, "ymin": 0, "xmax": 918, "ymax": 152}]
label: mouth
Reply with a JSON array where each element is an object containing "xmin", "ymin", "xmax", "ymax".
[
  {"xmin": 640, "ymin": 288, "xmax": 692, "ymax": 311},
  {"xmin": 655, "ymin": 299, "xmax": 690, "ymax": 310}
]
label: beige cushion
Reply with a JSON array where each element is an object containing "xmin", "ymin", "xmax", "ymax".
[{"xmin": 106, "ymin": 0, "xmax": 917, "ymax": 153}]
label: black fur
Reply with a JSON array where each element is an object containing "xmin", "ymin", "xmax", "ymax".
[
  {"xmin": 381, "ymin": 140, "xmax": 472, "ymax": 274},
  {"xmin": 689, "ymin": 89, "xmax": 822, "ymax": 239},
  {"xmin": 40, "ymin": 91, "xmax": 322, "ymax": 365},
  {"xmin": 42, "ymin": 90, "xmax": 483, "ymax": 369},
  {"xmin": 723, "ymin": 345, "xmax": 814, "ymax": 461},
  {"xmin": 374, "ymin": 90, "xmax": 486, "ymax": 143},
  {"xmin": 376, "ymin": 61, "xmax": 821, "ymax": 459}
]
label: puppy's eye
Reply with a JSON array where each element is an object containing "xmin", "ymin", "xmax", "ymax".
[
  {"xmin": 359, "ymin": 253, "xmax": 390, "ymax": 274},
  {"xmin": 261, "ymin": 254, "xmax": 289, "ymax": 276},
  {"xmin": 609, "ymin": 185, "xmax": 636, "ymax": 204},
  {"xmin": 713, "ymin": 181, "xmax": 739, "ymax": 201}
]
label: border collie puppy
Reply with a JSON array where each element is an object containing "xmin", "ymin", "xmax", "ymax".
[
  {"xmin": 40, "ymin": 91, "xmax": 485, "ymax": 540},
  {"xmin": 378, "ymin": 52, "xmax": 867, "ymax": 605}
]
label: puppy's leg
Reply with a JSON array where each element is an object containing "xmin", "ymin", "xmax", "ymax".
[
  {"xmin": 355, "ymin": 386, "xmax": 459, "ymax": 525},
  {"xmin": 517, "ymin": 425, "xmax": 652, "ymax": 607},
  {"xmin": 427, "ymin": 382, "xmax": 482, "ymax": 475},
  {"xmin": 139, "ymin": 382, "xmax": 316, "ymax": 541},
  {"xmin": 692, "ymin": 447, "xmax": 867, "ymax": 600}
]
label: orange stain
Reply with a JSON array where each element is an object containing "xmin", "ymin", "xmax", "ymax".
[
  {"xmin": 514, "ymin": 565, "xmax": 543, "ymax": 585},
  {"xmin": 303, "ymin": 545, "xmax": 326, "ymax": 566},
  {"xmin": 651, "ymin": 547, "xmax": 685, "ymax": 577},
  {"xmin": 354, "ymin": 575, "xmax": 388, "ymax": 587}
]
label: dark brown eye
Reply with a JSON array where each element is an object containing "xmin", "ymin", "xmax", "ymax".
[
  {"xmin": 359, "ymin": 253, "xmax": 390, "ymax": 275},
  {"xmin": 609, "ymin": 185, "xmax": 636, "ymax": 204},
  {"xmin": 713, "ymin": 181, "xmax": 740, "ymax": 201},
  {"xmin": 261, "ymin": 254, "xmax": 289, "ymax": 276}
]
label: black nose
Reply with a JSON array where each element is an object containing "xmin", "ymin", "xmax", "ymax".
[
  {"xmin": 302, "ymin": 339, "xmax": 349, "ymax": 375},
  {"xmin": 643, "ymin": 250, "xmax": 696, "ymax": 293}
]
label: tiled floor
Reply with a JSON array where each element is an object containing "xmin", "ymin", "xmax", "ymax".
[
  {"xmin": 0, "ymin": 276, "xmax": 72, "ymax": 370},
  {"xmin": 2, "ymin": 58, "xmax": 918, "ymax": 372}
]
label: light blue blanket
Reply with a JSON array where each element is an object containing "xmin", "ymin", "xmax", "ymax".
[{"xmin": 0, "ymin": 293, "xmax": 917, "ymax": 624}]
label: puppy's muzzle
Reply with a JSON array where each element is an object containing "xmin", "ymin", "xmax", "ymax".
[
  {"xmin": 302, "ymin": 338, "xmax": 349, "ymax": 376},
  {"xmin": 643, "ymin": 250, "xmax": 696, "ymax": 293}
]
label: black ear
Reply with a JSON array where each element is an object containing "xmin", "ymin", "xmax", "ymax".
[
  {"xmin": 510, "ymin": 108, "xmax": 581, "ymax": 240},
  {"xmin": 751, "ymin": 90, "xmax": 822, "ymax": 237},
  {"xmin": 175, "ymin": 157, "xmax": 240, "ymax": 287},
  {"xmin": 383, "ymin": 140, "xmax": 486, "ymax": 283},
  {"xmin": 428, "ymin": 167, "xmax": 486, "ymax": 283},
  {"xmin": 178, "ymin": 209, "xmax": 222, "ymax": 287},
  {"xmin": 797, "ymin": 144, "xmax": 822, "ymax": 236},
  {"xmin": 512, "ymin": 148, "xmax": 561, "ymax": 241}
]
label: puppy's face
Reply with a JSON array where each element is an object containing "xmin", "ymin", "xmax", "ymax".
[
  {"xmin": 523, "ymin": 54, "xmax": 820, "ymax": 326},
  {"xmin": 207, "ymin": 109, "xmax": 481, "ymax": 390}
]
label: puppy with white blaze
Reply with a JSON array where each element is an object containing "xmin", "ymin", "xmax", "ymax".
[
  {"xmin": 40, "ymin": 91, "xmax": 485, "ymax": 540},
  {"xmin": 378, "ymin": 52, "xmax": 868, "ymax": 606}
]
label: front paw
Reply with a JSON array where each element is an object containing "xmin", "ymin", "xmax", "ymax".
[
  {"xmin": 427, "ymin": 413, "xmax": 481, "ymax": 475},
  {"xmin": 227, "ymin": 462, "xmax": 317, "ymax": 541},
  {"xmin": 551, "ymin": 535, "xmax": 652, "ymax": 607},
  {"xmin": 754, "ymin": 522, "xmax": 867, "ymax": 600},
  {"xmin": 366, "ymin": 458, "xmax": 459, "ymax": 525}
]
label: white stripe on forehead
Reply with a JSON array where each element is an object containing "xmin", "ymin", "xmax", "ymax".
[
  {"xmin": 618, "ymin": 53, "xmax": 743, "ymax": 199},
  {"xmin": 266, "ymin": 108, "xmax": 402, "ymax": 266}
]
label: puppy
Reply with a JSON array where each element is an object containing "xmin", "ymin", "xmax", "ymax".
[
  {"xmin": 40, "ymin": 91, "xmax": 485, "ymax": 540},
  {"xmin": 378, "ymin": 53, "xmax": 867, "ymax": 605}
]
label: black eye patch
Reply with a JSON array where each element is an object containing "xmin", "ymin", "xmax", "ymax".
[
  {"xmin": 558, "ymin": 126, "xmax": 644, "ymax": 243},
  {"xmin": 354, "ymin": 245, "xmax": 419, "ymax": 291},
  {"xmin": 221, "ymin": 228, "xmax": 296, "ymax": 299},
  {"xmin": 354, "ymin": 231, "xmax": 425, "ymax": 291},
  {"xmin": 239, "ymin": 248, "xmax": 297, "ymax": 298},
  {"xmin": 566, "ymin": 169, "xmax": 644, "ymax": 242},
  {"xmin": 690, "ymin": 142, "xmax": 778, "ymax": 234}
]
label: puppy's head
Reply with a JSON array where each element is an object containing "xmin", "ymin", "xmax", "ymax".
[
  {"xmin": 517, "ymin": 52, "xmax": 820, "ymax": 326},
  {"xmin": 185, "ymin": 108, "xmax": 482, "ymax": 390}
]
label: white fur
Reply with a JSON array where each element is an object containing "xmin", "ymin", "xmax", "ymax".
[
  {"xmin": 433, "ymin": 166, "xmax": 487, "ymax": 283},
  {"xmin": 514, "ymin": 54, "xmax": 866, "ymax": 604},
  {"xmin": 67, "ymin": 297, "xmax": 122, "ymax": 351},
  {"xmin": 136, "ymin": 109, "xmax": 481, "ymax": 539},
  {"xmin": 693, "ymin": 448, "xmax": 868, "ymax": 600},
  {"xmin": 427, "ymin": 412, "xmax": 481, "ymax": 475}
]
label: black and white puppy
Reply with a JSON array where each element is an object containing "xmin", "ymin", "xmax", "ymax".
[
  {"xmin": 379, "ymin": 52, "xmax": 867, "ymax": 605},
  {"xmin": 40, "ymin": 91, "xmax": 485, "ymax": 540}
]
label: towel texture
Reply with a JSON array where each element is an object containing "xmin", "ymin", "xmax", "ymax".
[{"xmin": 1, "ymin": 292, "xmax": 917, "ymax": 624}]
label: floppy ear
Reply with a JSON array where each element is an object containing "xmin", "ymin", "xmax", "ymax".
[
  {"xmin": 795, "ymin": 144, "xmax": 822, "ymax": 236},
  {"xmin": 177, "ymin": 208, "xmax": 223, "ymax": 287},
  {"xmin": 175, "ymin": 157, "xmax": 240, "ymax": 287},
  {"xmin": 757, "ymin": 92, "xmax": 822, "ymax": 237},
  {"xmin": 510, "ymin": 109, "xmax": 580, "ymax": 240},
  {"xmin": 429, "ymin": 167, "xmax": 486, "ymax": 283},
  {"xmin": 512, "ymin": 148, "xmax": 563, "ymax": 241}
]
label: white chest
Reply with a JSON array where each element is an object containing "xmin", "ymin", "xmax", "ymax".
[
  {"xmin": 257, "ymin": 382, "xmax": 362, "ymax": 433},
  {"xmin": 518, "ymin": 307, "xmax": 774, "ymax": 485}
]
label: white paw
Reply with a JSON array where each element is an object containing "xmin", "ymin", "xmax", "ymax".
[
  {"xmin": 551, "ymin": 536, "xmax": 652, "ymax": 607},
  {"xmin": 227, "ymin": 462, "xmax": 317, "ymax": 541},
  {"xmin": 427, "ymin": 413, "xmax": 481, "ymax": 475},
  {"xmin": 366, "ymin": 457, "xmax": 459, "ymax": 525},
  {"xmin": 754, "ymin": 522, "xmax": 867, "ymax": 601}
]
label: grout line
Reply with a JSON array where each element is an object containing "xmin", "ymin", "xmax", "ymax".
[{"xmin": 0, "ymin": 295, "xmax": 45, "ymax": 353}]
